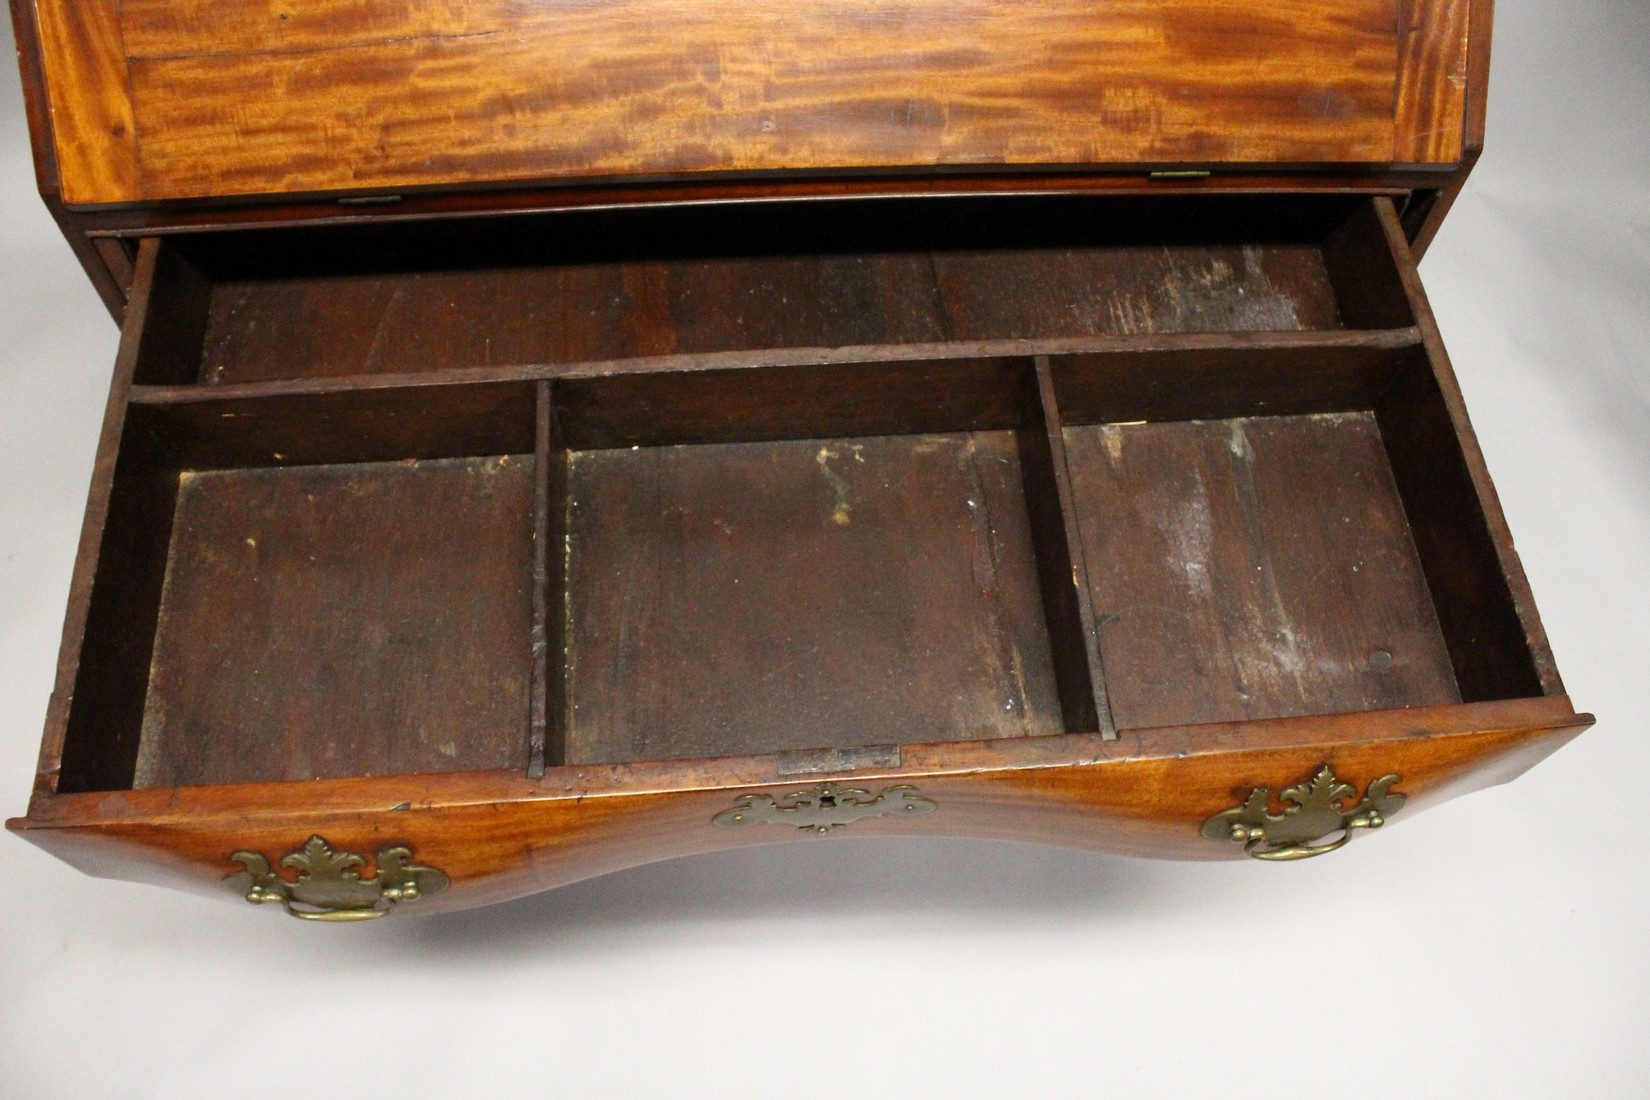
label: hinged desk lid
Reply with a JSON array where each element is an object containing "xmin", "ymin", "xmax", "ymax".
[{"xmin": 29, "ymin": 0, "xmax": 1477, "ymax": 208}]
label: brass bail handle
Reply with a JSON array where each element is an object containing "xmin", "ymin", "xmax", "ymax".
[
  {"xmin": 283, "ymin": 901, "xmax": 395, "ymax": 922},
  {"xmin": 1201, "ymin": 765, "xmax": 1406, "ymax": 861},
  {"xmin": 226, "ymin": 836, "xmax": 450, "ymax": 921}
]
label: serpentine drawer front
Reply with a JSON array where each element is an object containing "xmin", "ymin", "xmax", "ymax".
[{"xmin": 7, "ymin": 0, "xmax": 1592, "ymax": 919}]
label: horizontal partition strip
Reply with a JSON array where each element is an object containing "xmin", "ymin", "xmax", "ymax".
[{"xmin": 127, "ymin": 328, "xmax": 1424, "ymax": 407}]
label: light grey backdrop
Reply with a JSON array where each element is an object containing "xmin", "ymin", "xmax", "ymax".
[{"xmin": 2, "ymin": 3, "xmax": 1645, "ymax": 1097}]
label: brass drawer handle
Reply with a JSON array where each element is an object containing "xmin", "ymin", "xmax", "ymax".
[
  {"xmin": 713, "ymin": 783, "xmax": 936, "ymax": 833},
  {"xmin": 1201, "ymin": 765, "xmax": 1406, "ymax": 861},
  {"xmin": 227, "ymin": 836, "xmax": 449, "ymax": 921}
]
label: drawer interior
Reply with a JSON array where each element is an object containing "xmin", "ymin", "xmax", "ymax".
[
  {"xmin": 1063, "ymin": 412, "xmax": 1458, "ymax": 728},
  {"xmin": 128, "ymin": 193, "xmax": 1413, "ymax": 387},
  {"xmin": 50, "ymin": 195, "xmax": 1554, "ymax": 793},
  {"xmin": 136, "ymin": 456, "xmax": 534, "ymax": 788},
  {"xmin": 563, "ymin": 430, "xmax": 1062, "ymax": 764}
]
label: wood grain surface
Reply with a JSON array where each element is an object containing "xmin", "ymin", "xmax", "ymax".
[
  {"xmin": 135, "ymin": 455, "xmax": 535, "ymax": 787},
  {"xmin": 10, "ymin": 698, "xmax": 1592, "ymax": 914},
  {"xmin": 564, "ymin": 431, "xmax": 1063, "ymax": 762},
  {"xmin": 29, "ymin": 0, "xmax": 1475, "ymax": 206},
  {"xmin": 1064, "ymin": 412, "xmax": 1460, "ymax": 729},
  {"xmin": 122, "ymin": 191, "xmax": 1387, "ymax": 386},
  {"xmin": 10, "ymin": 178, "xmax": 1586, "ymax": 917}
]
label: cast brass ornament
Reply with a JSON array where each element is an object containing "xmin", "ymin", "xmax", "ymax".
[
  {"xmin": 227, "ymin": 835, "xmax": 450, "ymax": 921},
  {"xmin": 713, "ymin": 783, "xmax": 937, "ymax": 833},
  {"xmin": 1201, "ymin": 765, "xmax": 1405, "ymax": 860}
]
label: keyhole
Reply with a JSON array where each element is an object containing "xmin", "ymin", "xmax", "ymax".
[{"xmin": 819, "ymin": 793, "xmax": 837, "ymax": 808}]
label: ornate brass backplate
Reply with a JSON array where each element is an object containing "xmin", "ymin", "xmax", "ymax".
[
  {"xmin": 713, "ymin": 783, "xmax": 937, "ymax": 833},
  {"xmin": 226, "ymin": 836, "xmax": 449, "ymax": 921},
  {"xmin": 1201, "ymin": 765, "xmax": 1405, "ymax": 861}
]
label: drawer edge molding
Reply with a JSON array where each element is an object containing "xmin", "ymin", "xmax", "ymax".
[{"xmin": 1200, "ymin": 765, "xmax": 1405, "ymax": 861}]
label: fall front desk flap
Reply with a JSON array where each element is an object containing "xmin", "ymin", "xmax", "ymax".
[{"xmin": 27, "ymin": 0, "xmax": 1476, "ymax": 207}]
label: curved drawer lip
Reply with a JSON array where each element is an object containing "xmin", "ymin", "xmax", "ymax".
[
  {"xmin": 6, "ymin": 696, "xmax": 1590, "ymax": 914},
  {"xmin": 12, "ymin": 695, "xmax": 1589, "ymax": 832}
]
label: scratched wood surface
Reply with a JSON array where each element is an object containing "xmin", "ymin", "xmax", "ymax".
[
  {"xmin": 27, "ymin": 0, "xmax": 1473, "ymax": 206},
  {"xmin": 133, "ymin": 455, "xmax": 535, "ymax": 788},
  {"xmin": 564, "ymin": 431, "xmax": 1064, "ymax": 763},
  {"xmin": 145, "ymin": 192, "xmax": 1369, "ymax": 385},
  {"xmin": 1063, "ymin": 413, "xmax": 1461, "ymax": 729}
]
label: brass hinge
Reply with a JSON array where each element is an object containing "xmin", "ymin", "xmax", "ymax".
[{"xmin": 1148, "ymin": 170, "xmax": 1212, "ymax": 181}]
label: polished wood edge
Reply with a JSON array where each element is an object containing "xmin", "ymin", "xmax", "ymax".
[
  {"xmin": 6, "ymin": 704, "xmax": 1592, "ymax": 909},
  {"xmin": 1373, "ymin": 197, "xmax": 1566, "ymax": 695},
  {"xmin": 66, "ymin": 174, "xmax": 1443, "ymax": 238},
  {"xmin": 8, "ymin": 0, "xmax": 129, "ymax": 319},
  {"xmin": 125, "ymin": 328, "xmax": 1428, "ymax": 407},
  {"xmin": 29, "ymin": 240, "xmax": 163, "ymax": 798},
  {"xmin": 44, "ymin": 172, "xmax": 1443, "ymax": 317},
  {"xmin": 30, "ymin": 0, "xmax": 139, "ymax": 206},
  {"xmin": 1393, "ymin": 0, "xmax": 1471, "ymax": 164},
  {"xmin": 11, "ymin": 696, "xmax": 1587, "ymax": 830},
  {"xmin": 49, "ymin": 8, "xmax": 133, "ymax": 200},
  {"xmin": 8, "ymin": 0, "xmax": 59, "ymax": 199},
  {"xmin": 1464, "ymin": 0, "xmax": 1495, "ymax": 154},
  {"xmin": 1407, "ymin": 0, "xmax": 1492, "ymax": 259}
]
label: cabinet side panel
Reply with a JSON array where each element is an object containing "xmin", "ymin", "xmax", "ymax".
[
  {"xmin": 29, "ymin": 0, "xmax": 140, "ymax": 204},
  {"xmin": 1394, "ymin": 0, "xmax": 1472, "ymax": 164}
]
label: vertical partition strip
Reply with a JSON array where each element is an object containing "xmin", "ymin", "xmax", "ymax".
[
  {"xmin": 528, "ymin": 380, "xmax": 566, "ymax": 776},
  {"xmin": 1018, "ymin": 355, "xmax": 1117, "ymax": 738}
]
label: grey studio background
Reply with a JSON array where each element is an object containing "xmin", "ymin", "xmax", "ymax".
[{"xmin": 2, "ymin": 3, "xmax": 1646, "ymax": 1097}]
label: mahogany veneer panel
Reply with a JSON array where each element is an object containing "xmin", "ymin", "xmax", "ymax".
[
  {"xmin": 134, "ymin": 455, "xmax": 535, "ymax": 788},
  {"xmin": 32, "ymin": 0, "xmax": 1472, "ymax": 206},
  {"xmin": 1065, "ymin": 412, "xmax": 1460, "ymax": 729},
  {"xmin": 564, "ymin": 431, "xmax": 1063, "ymax": 763}
]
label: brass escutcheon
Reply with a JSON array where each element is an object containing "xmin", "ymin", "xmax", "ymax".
[
  {"xmin": 226, "ymin": 836, "xmax": 449, "ymax": 921},
  {"xmin": 1200, "ymin": 765, "xmax": 1405, "ymax": 860},
  {"xmin": 713, "ymin": 783, "xmax": 937, "ymax": 833}
]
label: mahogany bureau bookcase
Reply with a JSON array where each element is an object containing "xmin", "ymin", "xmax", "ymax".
[{"xmin": 7, "ymin": 0, "xmax": 1593, "ymax": 920}]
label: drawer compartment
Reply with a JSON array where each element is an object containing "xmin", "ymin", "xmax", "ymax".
[
  {"xmin": 1064, "ymin": 411, "xmax": 1459, "ymax": 730},
  {"xmin": 12, "ymin": 194, "xmax": 1587, "ymax": 913},
  {"xmin": 56, "ymin": 382, "xmax": 541, "ymax": 792},
  {"xmin": 128, "ymin": 194, "xmax": 1414, "ymax": 387},
  {"xmin": 564, "ymin": 430, "xmax": 1061, "ymax": 763},
  {"xmin": 137, "ymin": 456, "xmax": 534, "ymax": 788}
]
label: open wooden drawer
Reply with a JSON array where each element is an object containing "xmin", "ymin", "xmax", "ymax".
[{"xmin": 7, "ymin": 191, "xmax": 1590, "ymax": 918}]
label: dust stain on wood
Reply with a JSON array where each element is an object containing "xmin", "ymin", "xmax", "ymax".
[{"xmin": 814, "ymin": 445, "xmax": 853, "ymax": 525}]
